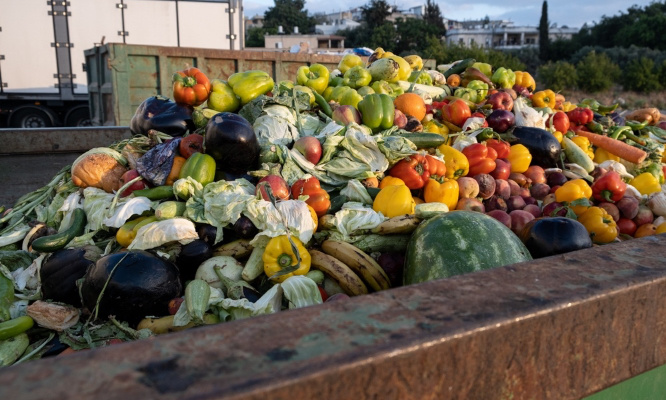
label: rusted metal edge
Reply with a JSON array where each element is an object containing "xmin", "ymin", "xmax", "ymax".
[
  {"xmin": 1, "ymin": 235, "xmax": 666, "ymax": 400},
  {"xmin": 0, "ymin": 127, "xmax": 132, "ymax": 154}
]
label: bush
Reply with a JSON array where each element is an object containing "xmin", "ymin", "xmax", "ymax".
[
  {"xmin": 623, "ymin": 57, "xmax": 662, "ymax": 92},
  {"xmin": 575, "ymin": 51, "xmax": 621, "ymax": 92},
  {"xmin": 421, "ymin": 41, "xmax": 525, "ymax": 71},
  {"xmin": 536, "ymin": 61, "xmax": 578, "ymax": 92}
]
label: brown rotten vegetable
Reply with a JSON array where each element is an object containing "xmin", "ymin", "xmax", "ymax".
[{"xmin": 71, "ymin": 149, "xmax": 128, "ymax": 193}]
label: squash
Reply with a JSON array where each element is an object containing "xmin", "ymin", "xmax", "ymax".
[
  {"xmin": 40, "ymin": 246, "xmax": 102, "ymax": 307},
  {"xmin": 519, "ymin": 217, "xmax": 592, "ymax": 258},
  {"xmin": 404, "ymin": 211, "xmax": 532, "ymax": 285},
  {"xmin": 81, "ymin": 250, "xmax": 182, "ymax": 326}
]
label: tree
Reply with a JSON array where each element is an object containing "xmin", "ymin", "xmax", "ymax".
[
  {"xmin": 394, "ymin": 17, "xmax": 442, "ymax": 54},
  {"xmin": 245, "ymin": 27, "xmax": 266, "ymax": 48},
  {"xmin": 263, "ymin": 0, "xmax": 315, "ymax": 34},
  {"xmin": 423, "ymin": 0, "xmax": 446, "ymax": 37},
  {"xmin": 361, "ymin": 0, "xmax": 392, "ymax": 30},
  {"xmin": 539, "ymin": 1, "xmax": 550, "ymax": 61}
]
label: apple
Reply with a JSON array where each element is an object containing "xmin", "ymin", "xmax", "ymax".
[
  {"xmin": 486, "ymin": 91, "xmax": 514, "ymax": 111},
  {"xmin": 120, "ymin": 169, "xmax": 149, "ymax": 197},
  {"xmin": 487, "ymin": 209, "xmax": 512, "ymax": 229},
  {"xmin": 293, "ymin": 136, "xmax": 322, "ymax": 164},
  {"xmin": 486, "ymin": 109, "xmax": 515, "ymax": 133},
  {"xmin": 456, "ymin": 197, "xmax": 485, "ymax": 212},
  {"xmin": 256, "ymin": 175, "xmax": 290, "ymax": 201},
  {"xmin": 512, "ymin": 84, "xmax": 530, "ymax": 97},
  {"xmin": 179, "ymin": 133, "xmax": 204, "ymax": 158},
  {"xmin": 332, "ymin": 104, "xmax": 362, "ymax": 126}
]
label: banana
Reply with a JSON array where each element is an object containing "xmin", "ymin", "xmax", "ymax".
[
  {"xmin": 371, "ymin": 214, "xmax": 422, "ymax": 235},
  {"xmin": 309, "ymin": 249, "xmax": 368, "ymax": 296},
  {"xmin": 320, "ymin": 240, "xmax": 391, "ymax": 292},
  {"xmin": 213, "ymin": 239, "xmax": 253, "ymax": 259}
]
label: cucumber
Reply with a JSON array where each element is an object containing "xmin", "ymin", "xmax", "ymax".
[
  {"xmin": 133, "ymin": 185, "xmax": 175, "ymax": 200},
  {"xmin": 154, "ymin": 201, "xmax": 187, "ymax": 220},
  {"xmin": 444, "ymin": 58, "xmax": 476, "ymax": 78},
  {"xmin": 404, "ymin": 211, "xmax": 532, "ymax": 285},
  {"xmin": 395, "ymin": 132, "xmax": 448, "ymax": 149},
  {"xmin": 562, "ymin": 136, "xmax": 595, "ymax": 173},
  {"xmin": 31, "ymin": 208, "xmax": 86, "ymax": 253}
]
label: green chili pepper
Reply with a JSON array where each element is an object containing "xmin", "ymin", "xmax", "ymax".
[
  {"xmin": 0, "ymin": 316, "xmax": 33, "ymax": 340},
  {"xmin": 626, "ymin": 119, "xmax": 649, "ymax": 131},
  {"xmin": 585, "ymin": 121, "xmax": 604, "ymax": 134},
  {"xmin": 609, "ymin": 126, "xmax": 631, "ymax": 140}
]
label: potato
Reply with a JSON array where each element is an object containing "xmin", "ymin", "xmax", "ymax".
[{"xmin": 625, "ymin": 108, "xmax": 661, "ymax": 125}]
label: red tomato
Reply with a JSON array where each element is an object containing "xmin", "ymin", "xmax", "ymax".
[
  {"xmin": 441, "ymin": 99, "xmax": 471, "ymax": 126},
  {"xmin": 179, "ymin": 134, "xmax": 204, "ymax": 158},
  {"xmin": 549, "ymin": 111, "xmax": 570, "ymax": 134}
]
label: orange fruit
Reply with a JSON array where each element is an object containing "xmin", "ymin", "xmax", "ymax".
[{"xmin": 394, "ymin": 93, "xmax": 426, "ymax": 121}]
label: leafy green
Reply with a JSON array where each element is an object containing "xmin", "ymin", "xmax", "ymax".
[{"xmin": 281, "ymin": 275, "xmax": 323, "ymax": 309}]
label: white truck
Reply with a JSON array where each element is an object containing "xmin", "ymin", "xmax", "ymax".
[{"xmin": 0, "ymin": 0, "xmax": 244, "ymax": 128}]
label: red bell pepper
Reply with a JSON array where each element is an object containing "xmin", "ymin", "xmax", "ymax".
[
  {"xmin": 389, "ymin": 154, "xmax": 430, "ymax": 189},
  {"xmin": 592, "ymin": 171, "xmax": 626, "ymax": 203},
  {"xmin": 172, "ymin": 67, "xmax": 211, "ymax": 107},
  {"xmin": 290, "ymin": 176, "xmax": 331, "ymax": 217},
  {"xmin": 462, "ymin": 143, "xmax": 497, "ymax": 176},
  {"xmin": 425, "ymin": 155, "xmax": 447, "ymax": 179},
  {"xmin": 567, "ymin": 107, "xmax": 594, "ymax": 126},
  {"xmin": 548, "ymin": 111, "xmax": 570, "ymax": 133},
  {"xmin": 485, "ymin": 139, "xmax": 510, "ymax": 159}
]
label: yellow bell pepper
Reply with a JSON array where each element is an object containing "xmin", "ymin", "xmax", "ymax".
[
  {"xmin": 555, "ymin": 179, "xmax": 592, "ymax": 215},
  {"xmin": 560, "ymin": 101, "xmax": 577, "ymax": 112},
  {"xmin": 307, "ymin": 205, "xmax": 318, "ymax": 231},
  {"xmin": 373, "ymin": 184, "xmax": 415, "ymax": 218},
  {"xmin": 403, "ymin": 55, "xmax": 424, "ymax": 71},
  {"xmin": 578, "ymin": 206, "xmax": 618, "ymax": 244},
  {"xmin": 378, "ymin": 176, "xmax": 407, "ymax": 189},
  {"xmin": 387, "ymin": 55, "xmax": 412, "ymax": 82},
  {"xmin": 115, "ymin": 216, "xmax": 156, "ymax": 248},
  {"xmin": 630, "ymin": 172, "xmax": 662, "ymax": 195},
  {"xmin": 423, "ymin": 120, "xmax": 449, "ymax": 138},
  {"xmin": 532, "ymin": 89, "xmax": 557, "ymax": 109},
  {"xmin": 594, "ymin": 147, "xmax": 620, "ymax": 163},
  {"xmin": 507, "ymin": 144, "xmax": 532, "ymax": 173},
  {"xmin": 656, "ymin": 222, "xmax": 666, "ymax": 235},
  {"xmin": 514, "ymin": 71, "xmax": 536, "ymax": 91},
  {"xmin": 423, "ymin": 179, "xmax": 459, "ymax": 210},
  {"xmin": 571, "ymin": 136, "xmax": 594, "ymax": 159},
  {"xmin": 263, "ymin": 235, "xmax": 311, "ymax": 283},
  {"xmin": 437, "ymin": 144, "xmax": 469, "ymax": 179},
  {"xmin": 552, "ymin": 131, "xmax": 563, "ymax": 143}
]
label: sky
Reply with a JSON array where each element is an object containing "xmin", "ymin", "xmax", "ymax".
[{"xmin": 243, "ymin": 0, "xmax": 660, "ymax": 29}]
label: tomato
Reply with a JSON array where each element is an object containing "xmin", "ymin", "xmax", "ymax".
[
  {"xmin": 441, "ymin": 99, "xmax": 471, "ymax": 126},
  {"xmin": 548, "ymin": 111, "xmax": 570, "ymax": 134},
  {"xmin": 179, "ymin": 134, "xmax": 204, "ymax": 158}
]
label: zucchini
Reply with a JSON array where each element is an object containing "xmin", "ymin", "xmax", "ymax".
[
  {"xmin": 31, "ymin": 208, "xmax": 86, "ymax": 253},
  {"xmin": 0, "ymin": 316, "xmax": 34, "ymax": 341},
  {"xmin": 184, "ymin": 279, "xmax": 211, "ymax": 324},
  {"xmin": 395, "ymin": 132, "xmax": 448, "ymax": 149},
  {"xmin": 444, "ymin": 58, "xmax": 476, "ymax": 78},
  {"xmin": 561, "ymin": 136, "xmax": 595, "ymax": 173},
  {"xmin": 133, "ymin": 185, "xmax": 175, "ymax": 200}
]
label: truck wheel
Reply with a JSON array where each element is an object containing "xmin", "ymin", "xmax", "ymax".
[
  {"xmin": 10, "ymin": 108, "xmax": 52, "ymax": 128},
  {"xmin": 65, "ymin": 107, "xmax": 92, "ymax": 127}
]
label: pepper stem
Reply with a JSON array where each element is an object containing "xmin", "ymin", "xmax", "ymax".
[{"xmin": 277, "ymin": 253, "xmax": 294, "ymax": 269}]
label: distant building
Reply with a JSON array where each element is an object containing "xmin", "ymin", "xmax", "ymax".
[
  {"xmin": 445, "ymin": 19, "xmax": 578, "ymax": 49},
  {"xmin": 315, "ymin": 18, "xmax": 361, "ymax": 35},
  {"xmin": 264, "ymin": 32, "xmax": 345, "ymax": 51}
]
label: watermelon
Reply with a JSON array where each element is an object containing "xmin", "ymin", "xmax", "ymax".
[{"xmin": 404, "ymin": 211, "xmax": 532, "ymax": 285}]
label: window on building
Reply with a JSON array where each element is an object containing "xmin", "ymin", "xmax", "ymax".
[
  {"xmin": 470, "ymin": 38, "xmax": 475, "ymax": 45},
  {"xmin": 459, "ymin": 38, "xmax": 464, "ymax": 45}
]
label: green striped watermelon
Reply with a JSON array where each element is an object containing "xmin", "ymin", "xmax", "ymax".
[{"xmin": 404, "ymin": 211, "xmax": 532, "ymax": 285}]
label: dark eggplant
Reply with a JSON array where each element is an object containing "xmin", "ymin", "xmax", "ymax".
[
  {"xmin": 136, "ymin": 138, "xmax": 182, "ymax": 187},
  {"xmin": 519, "ymin": 217, "xmax": 592, "ymax": 259},
  {"xmin": 81, "ymin": 250, "xmax": 182, "ymax": 326},
  {"xmin": 40, "ymin": 246, "xmax": 101, "ymax": 307},
  {"xmin": 130, "ymin": 96, "xmax": 195, "ymax": 137},
  {"xmin": 196, "ymin": 223, "xmax": 218, "ymax": 245},
  {"xmin": 507, "ymin": 126, "xmax": 562, "ymax": 168},
  {"xmin": 233, "ymin": 216, "xmax": 259, "ymax": 239},
  {"xmin": 204, "ymin": 112, "xmax": 260, "ymax": 175},
  {"xmin": 177, "ymin": 239, "xmax": 213, "ymax": 282}
]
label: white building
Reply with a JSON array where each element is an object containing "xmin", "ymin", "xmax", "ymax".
[
  {"xmin": 445, "ymin": 19, "xmax": 578, "ymax": 49},
  {"xmin": 315, "ymin": 18, "xmax": 361, "ymax": 35}
]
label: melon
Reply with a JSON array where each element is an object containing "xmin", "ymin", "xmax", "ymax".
[{"xmin": 404, "ymin": 211, "xmax": 532, "ymax": 285}]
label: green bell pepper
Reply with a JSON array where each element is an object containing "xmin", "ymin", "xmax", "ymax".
[
  {"xmin": 454, "ymin": 87, "xmax": 479, "ymax": 103},
  {"xmin": 491, "ymin": 67, "xmax": 516, "ymax": 89},
  {"xmin": 466, "ymin": 80, "xmax": 488, "ymax": 103},
  {"xmin": 408, "ymin": 70, "xmax": 433, "ymax": 85},
  {"xmin": 329, "ymin": 75, "xmax": 344, "ymax": 87},
  {"xmin": 297, "ymin": 63, "xmax": 330, "ymax": 94},
  {"xmin": 342, "ymin": 66, "xmax": 372, "ymax": 89},
  {"xmin": 179, "ymin": 152, "xmax": 216, "ymax": 186},
  {"xmin": 337, "ymin": 54, "xmax": 364, "ymax": 74},
  {"xmin": 358, "ymin": 93, "xmax": 395, "ymax": 132},
  {"xmin": 357, "ymin": 86, "xmax": 375, "ymax": 96},
  {"xmin": 325, "ymin": 86, "xmax": 363, "ymax": 108},
  {"xmin": 207, "ymin": 79, "xmax": 241, "ymax": 113},
  {"xmin": 472, "ymin": 62, "xmax": 492, "ymax": 78},
  {"xmin": 228, "ymin": 70, "xmax": 275, "ymax": 105},
  {"xmin": 371, "ymin": 80, "xmax": 404, "ymax": 98}
]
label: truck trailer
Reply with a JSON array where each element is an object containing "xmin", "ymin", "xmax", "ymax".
[{"xmin": 0, "ymin": 0, "xmax": 243, "ymax": 128}]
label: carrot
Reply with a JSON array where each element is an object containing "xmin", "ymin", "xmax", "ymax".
[{"xmin": 574, "ymin": 130, "xmax": 647, "ymax": 164}]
